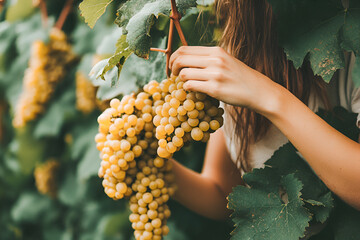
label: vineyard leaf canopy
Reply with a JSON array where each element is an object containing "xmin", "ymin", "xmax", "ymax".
[
  {"xmin": 261, "ymin": 144, "xmax": 334, "ymax": 223},
  {"xmin": 116, "ymin": 0, "xmax": 197, "ymax": 58},
  {"xmin": 11, "ymin": 192, "xmax": 53, "ymax": 223},
  {"xmin": 79, "ymin": 0, "xmax": 114, "ymax": 29},
  {"xmin": 99, "ymin": 35, "xmax": 133, "ymax": 84},
  {"xmin": 89, "ymin": 37, "xmax": 167, "ymax": 99},
  {"xmin": 89, "ymin": 0, "xmax": 202, "ymax": 90},
  {"xmin": 58, "ymin": 171, "xmax": 87, "ymax": 206},
  {"xmin": 34, "ymin": 88, "xmax": 76, "ymax": 139},
  {"xmin": 267, "ymin": 0, "xmax": 360, "ymax": 83},
  {"xmin": 77, "ymin": 125, "xmax": 102, "ymax": 181},
  {"xmin": 228, "ymin": 108, "xmax": 360, "ymax": 240},
  {"xmin": 5, "ymin": 0, "xmax": 36, "ymax": 22},
  {"xmin": 115, "ymin": 0, "xmax": 157, "ymax": 34},
  {"xmin": 228, "ymin": 174, "xmax": 311, "ymax": 240}
]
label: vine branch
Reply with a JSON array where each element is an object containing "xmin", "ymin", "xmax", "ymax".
[
  {"xmin": 37, "ymin": 0, "xmax": 48, "ymax": 28},
  {"xmin": 0, "ymin": 0, "xmax": 5, "ymax": 8},
  {"xmin": 55, "ymin": 0, "xmax": 73, "ymax": 30},
  {"xmin": 150, "ymin": 0, "xmax": 188, "ymax": 77}
]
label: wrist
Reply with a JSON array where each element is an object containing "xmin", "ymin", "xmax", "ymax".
[{"xmin": 258, "ymin": 81, "xmax": 290, "ymax": 121}]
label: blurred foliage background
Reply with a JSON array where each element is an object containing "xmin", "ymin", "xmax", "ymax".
[{"xmin": 0, "ymin": 0, "xmax": 232, "ymax": 239}]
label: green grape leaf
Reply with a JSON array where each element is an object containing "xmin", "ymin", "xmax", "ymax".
[
  {"xmin": 98, "ymin": 34, "xmax": 133, "ymax": 85},
  {"xmin": 229, "ymin": 143, "xmax": 334, "ymax": 238},
  {"xmin": 116, "ymin": 0, "xmax": 197, "ymax": 58},
  {"xmin": 264, "ymin": 144, "xmax": 334, "ymax": 224},
  {"xmin": 228, "ymin": 174, "xmax": 311, "ymax": 240},
  {"xmin": 79, "ymin": 0, "xmax": 114, "ymax": 29},
  {"xmin": 332, "ymin": 199, "xmax": 360, "ymax": 240},
  {"xmin": 43, "ymin": 228, "xmax": 63, "ymax": 240},
  {"xmin": 0, "ymin": 22, "xmax": 16, "ymax": 72},
  {"xmin": 58, "ymin": 171, "xmax": 86, "ymax": 206},
  {"xmin": 228, "ymin": 107, "xmax": 358, "ymax": 239},
  {"xmin": 310, "ymin": 192, "xmax": 334, "ymax": 224},
  {"xmin": 267, "ymin": 0, "xmax": 359, "ymax": 82},
  {"xmin": 34, "ymin": 89, "xmax": 76, "ymax": 138},
  {"xmin": 71, "ymin": 14, "xmax": 116, "ymax": 55},
  {"xmin": 11, "ymin": 192, "xmax": 53, "ymax": 223},
  {"xmin": 90, "ymin": 37, "xmax": 166, "ymax": 100},
  {"xmin": 77, "ymin": 138, "xmax": 100, "ymax": 181},
  {"xmin": 96, "ymin": 212, "xmax": 131, "ymax": 237},
  {"xmin": 76, "ymin": 54, "xmax": 94, "ymax": 78},
  {"xmin": 96, "ymin": 27, "xmax": 123, "ymax": 55},
  {"xmin": 94, "ymin": 3, "xmax": 211, "ymax": 88},
  {"xmin": 115, "ymin": 0, "xmax": 157, "ymax": 34},
  {"xmin": 5, "ymin": 0, "xmax": 36, "ymax": 22},
  {"xmin": 341, "ymin": 8, "xmax": 360, "ymax": 56},
  {"xmin": 163, "ymin": 221, "xmax": 190, "ymax": 240},
  {"xmin": 70, "ymin": 120, "xmax": 99, "ymax": 160},
  {"xmin": 265, "ymin": 144, "xmax": 331, "ymax": 203},
  {"xmin": 9, "ymin": 127, "xmax": 45, "ymax": 175},
  {"xmin": 14, "ymin": 15, "xmax": 51, "ymax": 54}
]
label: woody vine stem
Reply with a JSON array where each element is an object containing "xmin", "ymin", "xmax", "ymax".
[
  {"xmin": 38, "ymin": 0, "xmax": 74, "ymax": 30},
  {"xmin": 150, "ymin": 0, "xmax": 188, "ymax": 77}
]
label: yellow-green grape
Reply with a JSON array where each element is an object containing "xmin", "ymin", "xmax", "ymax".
[
  {"xmin": 13, "ymin": 28, "xmax": 77, "ymax": 128},
  {"xmin": 96, "ymin": 75, "xmax": 223, "ymax": 239},
  {"xmin": 146, "ymin": 75, "xmax": 224, "ymax": 158},
  {"xmin": 128, "ymin": 155, "xmax": 175, "ymax": 240},
  {"xmin": 75, "ymin": 71, "xmax": 101, "ymax": 114},
  {"xmin": 96, "ymin": 92, "xmax": 160, "ymax": 200},
  {"xmin": 191, "ymin": 127, "xmax": 204, "ymax": 141},
  {"xmin": 34, "ymin": 159, "xmax": 60, "ymax": 198}
]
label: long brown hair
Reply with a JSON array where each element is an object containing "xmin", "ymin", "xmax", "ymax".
[{"xmin": 215, "ymin": 0, "xmax": 329, "ymax": 172}]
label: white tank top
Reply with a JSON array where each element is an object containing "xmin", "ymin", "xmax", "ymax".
[{"xmin": 222, "ymin": 52, "xmax": 360, "ymax": 174}]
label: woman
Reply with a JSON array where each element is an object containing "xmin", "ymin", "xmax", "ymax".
[{"xmin": 168, "ymin": 0, "xmax": 360, "ymax": 220}]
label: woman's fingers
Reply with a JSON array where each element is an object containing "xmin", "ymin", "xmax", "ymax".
[
  {"xmin": 170, "ymin": 46, "xmax": 225, "ymax": 70},
  {"xmin": 170, "ymin": 46, "xmax": 212, "ymax": 64},
  {"xmin": 183, "ymin": 80, "xmax": 209, "ymax": 93},
  {"xmin": 183, "ymin": 80, "xmax": 219, "ymax": 99},
  {"xmin": 178, "ymin": 68, "xmax": 208, "ymax": 82},
  {"xmin": 171, "ymin": 55, "xmax": 211, "ymax": 76}
]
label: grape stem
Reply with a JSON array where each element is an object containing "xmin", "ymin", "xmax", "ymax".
[
  {"xmin": 38, "ymin": 0, "xmax": 48, "ymax": 28},
  {"xmin": 150, "ymin": 0, "xmax": 188, "ymax": 77},
  {"xmin": 55, "ymin": 0, "xmax": 73, "ymax": 30}
]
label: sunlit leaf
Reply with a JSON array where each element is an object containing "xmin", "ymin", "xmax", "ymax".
[{"xmin": 79, "ymin": 0, "xmax": 114, "ymax": 28}]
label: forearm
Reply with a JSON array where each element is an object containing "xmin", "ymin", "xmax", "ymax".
[
  {"xmin": 170, "ymin": 159, "xmax": 231, "ymax": 220},
  {"xmin": 264, "ymin": 86, "xmax": 360, "ymax": 209}
]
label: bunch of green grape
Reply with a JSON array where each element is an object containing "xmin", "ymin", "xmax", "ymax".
[
  {"xmin": 95, "ymin": 76, "xmax": 223, "ymax": 240},
  {"xmin": 149, "ymin": 76, "xmax": 223, "ymax": 159}
]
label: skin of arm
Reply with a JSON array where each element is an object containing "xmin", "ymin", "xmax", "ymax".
[
  {"xmin": 171, "ymin": 128, "xmax": 243, "ymax": 220},
  {"xmin": 169, "ymin": 46, "xmax": 360, "ymax": 210}
]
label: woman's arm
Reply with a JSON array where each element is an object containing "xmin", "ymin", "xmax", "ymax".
[
  {"xmin": 169, "ymin": 46, "xmax": 360, "ymax": 210},
  {"xmin": 171, "ymin": 129, "xmax": 243, "ymax": 220},
  {"xmin": 264, "ymin": 89, "xmax": 360, "ymax": 209}
]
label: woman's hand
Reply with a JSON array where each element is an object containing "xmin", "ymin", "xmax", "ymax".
[{"xmin": 169, "ymin": 46, "xmax": 283, "ymax": 114}]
